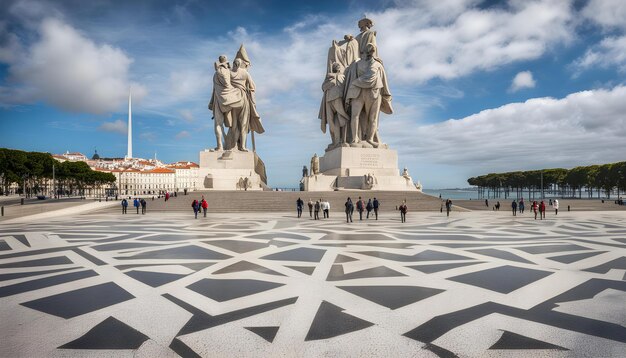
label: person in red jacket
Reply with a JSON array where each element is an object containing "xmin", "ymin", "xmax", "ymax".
[
  {"xmin": 532, "ymin": 201, "xmax": 538, "ymax": 220},
  {"xmin": 201, "ymin": 196, "xmax": 208, "ymax": 217},
  {"xmin": 540, "ymin": 200, "xmax": 546, "ymax": 220}
]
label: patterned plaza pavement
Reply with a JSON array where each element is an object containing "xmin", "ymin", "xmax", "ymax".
[{"xmin": 1, "ymin": 210, "xmax": 626, "ymax": 357}]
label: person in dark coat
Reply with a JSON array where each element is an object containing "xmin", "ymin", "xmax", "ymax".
[
  {"xmin": 140, "ymin": 198, "xmax": 147, "ymax": 214},
  {"xmin": 366, "ymin": 199, "xmax": 373, "ymax": 219},
  {"xmin": 345, "ymin": 197, "xmax": 354, "ymax": 223},
  {"xmin": 356, "ymin": 197, "xmax": 365, "ymax": 220},
  {"xmin": 399, "ymin": 201, "xmax": 408, "ymax": 223},
  {"xmin": 121, "ymin": 198, "xmax": 128, "ymax": 214},
  {"xmin": 296, "ymin": 197, "xmax": 304, "ymax": 218},
  {"xmin": 445, "ymin": 199, "xmax": 452, "ymax": 217},
  {"xmin": 373, "ymin": 198, "xmax": 380, "ymax": 220},
  {"xmin": 314, "ymin": 200, "xmax": 321, "ymax": 220},
  {"xmin": 511, "ymin": 200, "xmax": 517, "ymax": 216}
]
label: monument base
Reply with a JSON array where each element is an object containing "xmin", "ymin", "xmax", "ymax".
[
  {"xmin": 301, "ymin": 147, "xmax": 419, "ymax": 191},
  {"xmin": 198, "ymin": 149, "xmax": 268, "ymax": 191}
]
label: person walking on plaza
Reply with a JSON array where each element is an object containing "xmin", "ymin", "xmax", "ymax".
[
  {"xmin": 296, "ymin": 197, "xmax": 304, "ymax": 218},
  {"xmin": 121, "ymin": 198, "xmax": 128, "ymax": 214},
  {"xmin": 445, "ymin": 199, "xmax": 452, "ymax": 217},
  {"xmin": 511, "ymin": 200, "xmax": 517, "ymax": 216},
  {"xmin": 140, "ymin": 198, "xmax": 147, "ymax": 215},
  {"xmin": 192, "ymin": 199, "xmax": 199, "ymax": 219},
  {"xmin": 495, "ymin": 201, "xmax": 500, "ymax": 211},
  {"xmin": 357, "ymin": 197, "xmax": 365, "ymax": 220},
  {"xmin": 314, "ymin": 200, "xmax": 320, "ymax": 220},
  {"xmin": 373, "ymin": 197, "xmax": 380, "ymax": 220},
  {"xmin": 399, "ymin": 201, "xmax": 408, "ymax": 223},
  {"xmin": 532, "ymin": 201, "xmax": 538, "ymax": 220},
  {"xmin": 540, "ymin": 200, "xmax": 546, "ymax": 219},
  {"xmin": 485, "ymin": 199, "xmax": 488, "ymax": 207},
  {"xmin": 308, "ymin": 199, "xmax": 313, "ymax": 218},
  {"xmin": 201, "ymin": 197, "xmax": 208, "ymax": 217},
  {"xmin": 554, "ymin": 199, "xmax": 559, "ymax": 215},
  {"xmin": 324, "ymin": 199, "xmax": 331, "ymax": 218},
  {"xmin": 366, "ymin": 199, "xmax": 373, "ymax": 219},
  {"xmin": 133, "ymin": 198, "xmax": 140, "ymax": 214},
  {"xmin": 321, "ymin": 199, "xmax": 330, "ymax": 218},
  {"xmin": 165, "ymin": 192, "xmax": 170, "ymax": 202},
  {"xmin": 519, "ymin": 198, "xmax": 525, "ymax": 214},
  {"xmin": 345, "ymin": 197, "xmax": 354, "ymax": 223}
]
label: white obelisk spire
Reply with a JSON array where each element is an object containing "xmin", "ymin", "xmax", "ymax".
[{"xmin": 126, "ymin": 88, "xmax": 132, "ymax": 159}]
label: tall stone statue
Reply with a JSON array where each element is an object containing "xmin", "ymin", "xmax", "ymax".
[
  {"xmin": 355, "ymin": 17, "xmax": 378, "ymax": 59},
  {"xmin": 319, "ymin": 62, "xmax": 350, "ymax": 149},
  {"xmin": 344, "ymin": 43, "xmax": 392, "ymax": 148},
  {"xmin": 208, "ymin": 45, "xmax": 263, "ymax": 152},
  {"xmin": 310, "ymin": 154, "xmax": 319, "ymax": 175},
  {"xmin": 208, "ymin": 55, "xmax": 240, "ymax": 151}
]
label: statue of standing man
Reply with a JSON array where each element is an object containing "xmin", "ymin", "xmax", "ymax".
[{"xmin": 209, "ymin": 44, "xmax": 264, "ymax": 152}]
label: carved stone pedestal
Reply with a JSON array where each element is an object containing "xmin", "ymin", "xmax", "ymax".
[
  {"xmin": 198, "ymin": 149, "xmax": 268, "ymax": 190},
  {"xmin": 301, "ymin": 147, "xmax": 418, "ymax": 191}
]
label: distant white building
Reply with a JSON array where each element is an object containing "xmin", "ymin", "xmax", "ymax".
[
  {"xmin": 111, "ymin": 167, "xmax": 176, "ymax": 196},
  {"xmin": 57, "ymin": 151, "xmax": 87, "ymax": 162},
  {"xmin": 166, "ymin": 161, "xmax": 199, "ymax": 192}
]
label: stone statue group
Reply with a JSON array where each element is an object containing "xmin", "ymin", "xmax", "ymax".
[
  {"xmin": 319, "ymin": 17, "xmax": 393, "ymax": 151},
  {"xmin": 208, "ymin": 45, "xmax": 264, "ymax": 152},
  {"xmin": 208, "ymin": 17, "xmax": 392, "ymax": 153}
]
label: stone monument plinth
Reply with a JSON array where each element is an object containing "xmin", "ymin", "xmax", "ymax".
[
  {"xmin": 198, "ymin": 150, "xmax": 268, "ymax": 190},
  {"xmin": 302, "ymin": 147, "xmax": 418, "ymax": 191}
]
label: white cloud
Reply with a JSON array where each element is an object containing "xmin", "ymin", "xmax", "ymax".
[
  {"xmin": 179, "ymin": 109, "xmax": 194, "ymax": 122},
  {"xmin": 372, "ymin": 0, "xmax": 574, "ymax": 83},
  {"xmin": 392, "ymin": 85, "xmax": 626, "ymax": 174},
  {"xmin": 582, "ymin": 0, "xmax": 626, "ymax": 31},
  {"xmin": 98, "ymin": 119, "xmax": 127, "ymax": 135},
  {"xmin": 140, "ymin": 132, "xmax": 156, "ymax": 141},
  {"xmin": 573, "ymin": 0, "xmax": 626, "ymax": 74},
  {"xmin": 573, "ymin": 35, "xmax": 626, "ymax": 73},
  {"xmin": 509, "ymin": 71, "xmax": 536, "ymax": 92},
  {"xmin": 175, "ymin": 130, "xmax": 190, "ymax": 139},
  {"xmin": 0, "ymin": 17, "xmax": 146, "ymax": 113}
]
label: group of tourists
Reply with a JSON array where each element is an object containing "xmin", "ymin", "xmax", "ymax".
[
  {"xmin": 511, "ymin": 198, "xmax": 559, "ymax": 219},
  {"xmin": 120, "ymin": 197, "xmax": 147, "ymax": 215},
  {"xmin": 296, "ymin": 197, "xmax": 381, "ymax": 222},
  {"xmin": 191, "ymin": 196, "xmax": 209, "ymax": 219},
  {"xmin": 343, "ymin": 197, "xmax": 380, "ymax": 223}
]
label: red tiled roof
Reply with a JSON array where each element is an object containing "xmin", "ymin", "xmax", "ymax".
[{"xmin": 147, "ymin": 168, "xmax": 175, "ymax": 173}]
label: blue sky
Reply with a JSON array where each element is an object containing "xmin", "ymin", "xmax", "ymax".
[{"xmin": 1, "ymin": 0, "xmax": 625, "ymax": 188}]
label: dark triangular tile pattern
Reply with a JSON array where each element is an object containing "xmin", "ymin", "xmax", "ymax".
[
  {"xmin": 125, "ymin": 270, "xmax": 187, "ymax": 287},
  {"xmin": 338, "ymin": 285, "xmax": 444, "ymax": 309},
  {"xmin": 407, "ymin": 261, "xmax": 483, "ymax": 274},
  {"xmin": 285, "ymin": 265, "xmax": 315, "ymax": 275},
  {"xmin": 59, "ymin": 316, "xmax": 149, "ymax": 349},
  {"xmin": 305, "ymin": 301, "xmax": 374, "ymax": 341},
  {"xmin": 187, "ymin": 278, "xmax": 284, "ymax": 302},
  {"xmin": 489, "ymin": 330, "xmax": 568, "ymax": 350},
  {"xmin": 245, "ymin": 326, "xmax": 280, "ymax": 343}
]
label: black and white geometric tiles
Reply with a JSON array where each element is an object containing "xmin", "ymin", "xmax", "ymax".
[{"xmin": 1, "ymin": 210, "xmax": 626, "ymax": 357}]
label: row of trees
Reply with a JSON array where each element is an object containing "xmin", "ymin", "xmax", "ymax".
[
  {"xmin": 467, "ymin": 161, "xmax": 626, "ymax": 200},
  {"xmin": 0, "ymin": 148, "xmax": 116, "ymax": 197}
]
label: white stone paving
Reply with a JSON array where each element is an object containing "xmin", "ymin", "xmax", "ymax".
[{"xmin": 0, "ymin": 210, "xmax": 625, "ymax": 357}]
